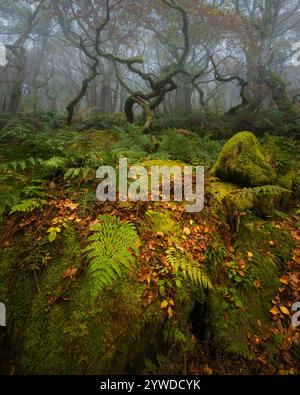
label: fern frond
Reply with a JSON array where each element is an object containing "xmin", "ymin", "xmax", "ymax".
[
  {"xmin": 9, "ymin": 198, "xmax": 44, "ymax": 214},
  {"xmin": 84, "ymin": 215, "xmax": 140, "ymax": 301},
  {"xmin": 64, "ymin": 167, "xmax": 92, "ymax": 180},
  {"xmin": 43, "ymin": 156, "xmax": 68, "ymax": 169},
  {"xmin": 166, "ymin": 247, "xmax": 212, "ymax": 290},
  {"xmin": 230, "ymin": 184, "xmax": 291, "ymax": 200}
]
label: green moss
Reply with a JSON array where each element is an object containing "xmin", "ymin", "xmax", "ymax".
[
  {"xmin": 141, "ymin": 159, "xmax": 185, "ymax": 170},
  {"xmin": 277, "ymin": 172, "xmax": 295, "ymax": 191},
  {"xmin": 212, "ymin": 132, "xmax": 276, "ymax": 187},
  {"xmin": 294, "ymin": 174, "xmax": 300, "ymax": 200},
  {"xmin": 235, "ymin": 219, "xmax": 293, "ymax": 265},
  {"xmin": 209, "ymin": 219, "xmax": 293, "ymax": 363},
  {"xmin": 21, "ymin": 226, "xmax": 81, "ymax": 374},
  {"xmin": 143, "ymin": 209, "xmax": 181, "ymax": 237},
  {"xmin": 208, "ymin": 180, "xmax": 254, "ymax": 213},
  {"xmin": 13, "ymin": 225, "xmax": 166, "ymax": 374},
  {"xmin": 67, "ymin": 129, "xmax": 119, "ymax": 157},
  {"xmin": 0, "ymin": 242, "xmax": 35, "ymax": 355}
]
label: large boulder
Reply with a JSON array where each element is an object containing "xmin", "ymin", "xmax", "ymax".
[
  {"xmin": 0, "ymin": 222, "xmax": 196, "ymax": 374},
  {"xmin": 212, "ymin": 132, "xmax": 276, "ymax": 187}
]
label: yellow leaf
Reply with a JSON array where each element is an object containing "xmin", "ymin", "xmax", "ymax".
[
  {"xmin": 183, "ymin": 227, "xmax": 191, "ymax": 235},
  {"xmin": 157, "ymin": 231, "xmax": 164, "ymax": 237},
  {"xmin": 167, "ymin": 306, "xmax": 173, "ymax": 318},
  {"xmin": 258, "ymin": 356, "xmax": 267, "ymax": 365},
  {"xmin": 160, "ymin": 300, "xmax": 168, "ymax": 309},
  {"xmin": 280, "ymin": 306, "xmax": 290, "ymax": 316},
  {"xmin": 247, "ymin": 252, "xmax": 253, "ymax": 259}
]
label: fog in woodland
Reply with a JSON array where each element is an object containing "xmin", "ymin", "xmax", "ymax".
[{"xmin": 0, "ymin": 0, "xmax": 300, "ymax": 127}]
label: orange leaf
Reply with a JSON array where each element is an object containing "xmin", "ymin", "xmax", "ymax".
[
  {"xmin": 270, "ymin": 306, "xmax": 280, "ymax": 316},
  {"xmin": 280, "ymin": 276, "xmax": 289, "ymax": 285},
  {"xmin": 62, "ymin": 268, "xmax": 78, "ymax": 279}
]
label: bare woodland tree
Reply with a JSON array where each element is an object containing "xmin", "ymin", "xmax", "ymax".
[{"xmin": 0, "ymin": 0, "xmax": 299, "ymax": 124}]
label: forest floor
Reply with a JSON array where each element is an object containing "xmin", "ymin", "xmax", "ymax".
[{"xmin": 0, "ymin": 113, "xmax": 300, "ymax": 374}]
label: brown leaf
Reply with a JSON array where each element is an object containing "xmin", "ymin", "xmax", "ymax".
[
  {"xmin": 253, "ymin": 279, "xmax": 262, "ymax": 289},
  {"xmin": 238, "ymin": 259, "xmax": 246, "ymax": 270},
  {"xmin": 62, "ymin": 268, "xmax": 78, "ymax": 279}
]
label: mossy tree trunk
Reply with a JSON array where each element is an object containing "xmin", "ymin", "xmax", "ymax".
[{"xmin": 258, "ymin": 66, "xmax": 293, "ymax": 112}]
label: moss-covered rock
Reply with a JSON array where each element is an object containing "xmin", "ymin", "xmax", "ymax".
[
  {"xmin": 208, "ymin": 180, "xmax": 292, "ymax": 218},
  {"xmin": 0, "ymin": 224, "xmax": 173, "ymax": 374},
  {"xmin": 277, "ymin": 171, "xmax": 295, "ymax": 191},
  {"xmin": 0, "ymin": 226, "xmax": 165, "ymax": 374},
  {"xmin": 208, "ymin": 219, "xmax": 293, "ymax": 366},
  {"xmin": 212, "ymin": 131, "xmax": 276, "ymax": 187},
  {"xmin": 208, "ymin": 180, "xmax": 254, "ymax": 213}
]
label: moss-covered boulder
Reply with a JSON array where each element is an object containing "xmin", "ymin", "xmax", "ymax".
[
  {"xmin": 0, "ymin": 221, "xmax": 197, "ymax": 374},
  {"xmin": 212, "ymin": 132, "xmax": 276, "ymax": 187},
  {"xmin": 208, "ymin": 219, "xmax": 293, "ymax": 365},
  {"xmin": 208, "ymin": 180, "xmax": 292, "ymax": 218},
  {"xmin": 0, "ymin": 226, "xmax": 168, "ymax": 374},
  {"xmin": 208, "ymin": 180, "xmax": 254, "ymax": 213}
]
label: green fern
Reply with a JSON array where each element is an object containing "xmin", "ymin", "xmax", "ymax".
[
  {"xmin": 84, "ymin": 215, "xmax": 140, "ymax": 301},
  {"xmin": 166, "ymin": 247, "xmax": 212, "ymax": 290},
  {"xmin": 1, "ymin": 157, "xmax": 43, "ymax": 172},
  {"xmin": 220, "ymin": 184, "xmax": 291, "ymax": 215},
  {"xmin": 64, "ymin": 167, "xmax": 91, "ymax": 180},
  {"xmin": 9, "ymin": 198, "xmax": 45, "ymax": 214},
  {"xmin": 43, "ymin": 156, "xmax": 68, "ymax": 170},
  {"xmin": 0, "ymin": 191, "xmax": 20, "ymax": 216},
  {"xmin": 230, "ymin": 184, "xmax": 291, "ymax": 200}
]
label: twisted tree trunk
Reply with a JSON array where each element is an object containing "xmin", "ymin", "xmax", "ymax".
[{"xmin": 66, "ymin": 60, "xmax": 98, "ymax": 125}]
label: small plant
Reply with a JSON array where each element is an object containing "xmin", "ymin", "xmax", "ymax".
[
  {"xmin": 84, "ymin": 215, "xmax": 141, "ymax": 301},
  {"xmin": 47, "ymin": 218, "xmax": 69, "ymax": 242},
  {"xmin": 166, "ymin": 247, "xmax": 212, "ymax": 292}
]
